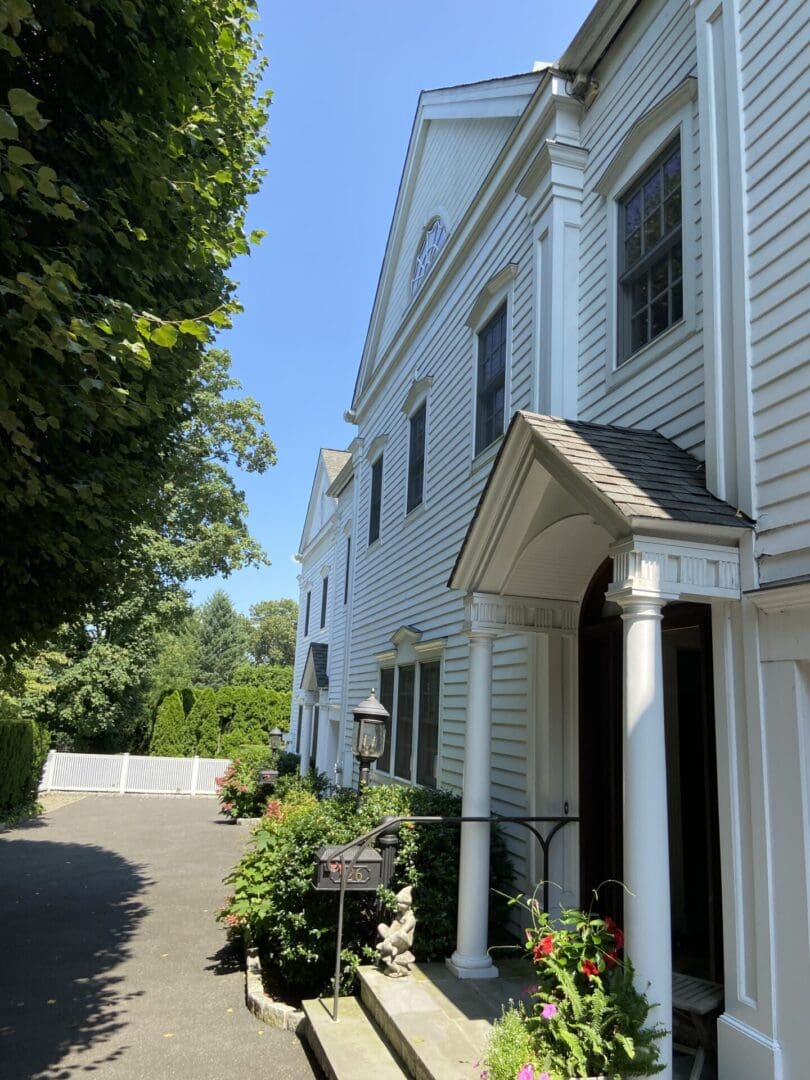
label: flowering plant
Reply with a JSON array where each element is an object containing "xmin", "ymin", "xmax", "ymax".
[
  {"xmin": 484, "ymin": 893, "xmax": 666, "ymax": 1079},
  {"xmin": 215, "ymin": 757, "xmax": 270, "ymax": 820}
]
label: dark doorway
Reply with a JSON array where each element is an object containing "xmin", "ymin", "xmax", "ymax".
[{"xmin": 578, "ymin": 561, "xmax": 723, "ymax": 982}]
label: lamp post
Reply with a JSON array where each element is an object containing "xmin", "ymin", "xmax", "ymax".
[
  {"xmin": 268, "ymin": 727, "xmax": 285, "ymax": 752},
  {"xmin": 351, "ymin": 689, "xmax": 388, "ymax": 806}
]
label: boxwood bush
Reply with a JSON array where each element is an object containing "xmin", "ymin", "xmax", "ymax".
[
  {"xmin": 218, "ymin": 783, "xmax": 513, "ymax": 997},
  {"xmin": 0, "ymin": 709, "xmax": 49, "ymax": 815}
]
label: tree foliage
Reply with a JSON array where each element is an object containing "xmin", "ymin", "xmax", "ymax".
[
  {"xmin": 233, "ymin": 662, "xmax": 293, "ymax": 694},
  {"xmin": 148, "ymin": 690, "xmax": 194, "ymax": 757},
  {"xmin": 195, "ymin": 590, "xmax": 250, "ymax": 688},
  {"xmin": 0, "ymin": 0, "xmax": 270, "ymax": 652},
  {"xmin": 248, "ymin": 599, "xmax": 298, "ymax": 666}
]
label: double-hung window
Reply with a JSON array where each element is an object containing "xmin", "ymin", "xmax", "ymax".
[
  {"xmin": 619, "ymin": 140, "xmax": 682, "ymax": 361},
  {"xmin": 368, "ymin": 456, "xmax": 383, "ymax": 545},
  {"xmin": 377, "ymin": 659, "xmax": 441, "ymax": 788},
  {"xmin": 475, "ymin": 304, "xmax": 507, "ymax": 454},
  {"xmin": 406, "ymin": 403, "xmax": 426, "ymax": 513}
]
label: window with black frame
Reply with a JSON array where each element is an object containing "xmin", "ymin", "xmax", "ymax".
[
  {"xmin": 619, "ymin": 140, "xmax": 683, "ymax": 362},
  {"xmin": 377, "ymin": 660, "xmax": 440, "ymax": 786},
  {"xmin": 303, "ymin": 590, "xmax": 311, "ymax": 636},
  {"xmin": 475, "ymin": 304, "xmax": 507, "ymax": 454},
  {"xmin": 406, "ymin": 403, "xmax": 426, "ymax": 513},
  {"xmin": 369, "ymin": 456, "xmax": 383, "ymax": 544},
  {"xmin": 320, "ymin": 575, "xmax": 328, "ymax": 628}
]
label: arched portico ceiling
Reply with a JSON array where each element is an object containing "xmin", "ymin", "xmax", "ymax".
[{"xmin": 450, "ymin": 411, "xmax": 753, "ymax": 604}]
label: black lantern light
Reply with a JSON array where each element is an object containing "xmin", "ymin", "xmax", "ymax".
[
  {"xmin": 351, "ymin": 688, "xmax": 389, "ymax": 804},
  {"xmin": 268, "ymin": 727, "xmax": 285, "ymax": 752}
]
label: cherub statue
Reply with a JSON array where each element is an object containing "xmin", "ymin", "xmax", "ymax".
[{"xmin": 376, "ymin": 886, "xmax": 416, "ymax": 977}]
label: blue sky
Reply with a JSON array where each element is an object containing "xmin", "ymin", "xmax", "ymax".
[{"xmin": 192, "ymin": 0, "xmax": 594, "ymax": 613}]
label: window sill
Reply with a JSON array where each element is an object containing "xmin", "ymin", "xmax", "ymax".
[
  {"xmin": 469, "ymin": 436, "xmax": 503, "ymax": 477},
  {"xmin": 606, "ymin": 317, "xmax": 693, "ymax": 390},
  {"xmin": 405, "ymin": 500, "xmax": 426, "ymax": 522}
]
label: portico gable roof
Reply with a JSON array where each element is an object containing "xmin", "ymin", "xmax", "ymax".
[
  {"xmin": 450, "ymin": 411, "xmax": 753, "ymax": 597},
  {"xmin": 300, "ymin": 642, "xmax": 329, "ymax": 691}
]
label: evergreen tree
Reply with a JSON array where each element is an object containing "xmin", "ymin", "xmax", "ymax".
[
  {"xmin": 190, "ymin": 688, "xmax": 221, "ymax": 757},
  {"xmin": 149, "ymin": 690, "xmax": 194, "ymax": 756},
  {"xmin": 195, "ymin": 591, "xmax": 249, "ymax": 688}
]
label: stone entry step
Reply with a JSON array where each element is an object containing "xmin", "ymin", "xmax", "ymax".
[{"xmin": 302, "ymin": 994, "xmax": 408, "ymax": 1080}]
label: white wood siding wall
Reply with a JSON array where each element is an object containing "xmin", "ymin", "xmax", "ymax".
[
  {"xmin": 741, "ymin": 0, "xmax": 810, "ymax": 582},
  {"xmin": 577, "ymin": 0, "xmax": 706, "ymax": 457},
  {"xmin": 375, "ymin": 117, "xmax": 519, "ymax": 363}
]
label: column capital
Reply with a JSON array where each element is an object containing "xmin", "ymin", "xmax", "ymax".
[
  {"xmin": 301, "ymin": 691, "xmax": 317, "ymax": 706},
  {"xmin": 609, "ymin": 534, "xmax": 741, "ymax": 603},
  {"xmin": 464, "ymin": 591, "xmax": 578, "ymax": 636},
  {"xmin": 611, "ymin": 592, "xmax": 668, "ymax": 619}
]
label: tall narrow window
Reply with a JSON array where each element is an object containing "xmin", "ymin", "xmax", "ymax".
[
  {"xmin": 394, "ymin": 665, "xmax": 415, "ymax": 780},
  {"xmin": 303, "ymin": 590, "xmax": 311, "ymax": 636},
  {"xmin": 343, "ymin": 537, "xmax": 351, "ymax": 605},
  {"xmin": 378, "ymin": 667, "xmax": 395, "ymax": 774},
  {"xmin": 320, "ymin": 576, "xmax": 328, "ymax": 628},
  {"xmin": 416, "ymin": 661, "xmax": 440, "ymax": 788},
  {"xmin": 369, "ymin": 456, "xmax": 383, "ymax": 544},
  {"xmin": 406, "ymin": 403, "xmax": 426, "ymax": 513},
  {"xmin": 475, "ymin": 304, "xmax": 507, "ymax": 454},
  {"xmin": 619, "ymin": 140, "xmax": 682, "ymax": 361}
]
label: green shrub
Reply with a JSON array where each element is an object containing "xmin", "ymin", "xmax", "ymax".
[
  {"xmin": 0, "ymin": 713, "xmax": 48, "ymax": 815},
  {"xmin": 149, "ymin": 691, "xmax": 194, "ymax": 756},
  {"xmin": 276, "ymin": 750, "xmax": 301, "ymax": 777},
  {"xmin": 218, "ymin": 784, "xmax": 513, "ymax": 997},
  {"xmin": 216, "ymin": 686, "xmax": 290, "ymax": 756},
  {"xmin": 233, "ymin": 663, "xmax": 294, "ymax": 693},
  {"xmin": 273, "ymin": 766, "xmax": 329, "ymax": 802},
  {"xmin": 190, "ymin": 688, "xmax": 220, "ymax": 756}
]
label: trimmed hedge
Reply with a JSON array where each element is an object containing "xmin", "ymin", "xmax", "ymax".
[
  {"xmin": 0, "ymin": 712, "xmax": 49, "ymax": 815},
  {"xmin": 148, "ymin": 690, "xmax": 195, "ymax": 756}
]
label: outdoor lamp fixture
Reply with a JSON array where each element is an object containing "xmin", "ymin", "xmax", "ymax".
[
  {"xmin": 351, "ymin": 688, "xmax": 388, "ymax": 805},
  {"xmin": 268, "ymin": 727, "xmax": 285, "ymax": 752}
]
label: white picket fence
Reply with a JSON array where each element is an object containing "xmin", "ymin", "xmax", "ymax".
[{"xmin": 40, "ymin": 751, "xmax": 231, "ymax": 796}]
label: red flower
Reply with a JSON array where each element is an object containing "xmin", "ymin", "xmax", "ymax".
[
  {"xmin": 533, "ymin": 935, "xmax": 554, "ymax": 961},
  {"xmin": 581, "ymin": 959, "xmax": 600, "ymax": 978},
  {"xmin": 605, "ymin": 916, "xmax": 624, "ymax": 950},
  {"xmin": 605, "ymin": 950, "xmax": 619, "ymax": 969}
]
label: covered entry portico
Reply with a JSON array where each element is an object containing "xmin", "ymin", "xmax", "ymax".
[{"xmin": 446, "ymin": 412, "xmax": 751, "ymax": 1079}]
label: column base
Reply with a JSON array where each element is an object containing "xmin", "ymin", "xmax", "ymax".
[{"xmin": 445, "ymin": 952, "xmax": 499, "ymax": 980}]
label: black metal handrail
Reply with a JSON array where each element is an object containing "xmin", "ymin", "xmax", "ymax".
[{"xmin": 324, "ymin": 812, "xmax": 579, "ymax": 1021}]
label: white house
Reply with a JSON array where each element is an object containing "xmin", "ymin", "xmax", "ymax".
[{"xmin": 290, "ymin": 1, "xmax": 809, "ymax": 1077}]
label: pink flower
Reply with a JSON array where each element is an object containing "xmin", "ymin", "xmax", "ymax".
[
  {"xmin": 517, "ymin": 1067, "xmax": 534, "ymax": 1080},
  {"xmin": 541, "ymin": 1002, "xmax": 557, "ymax": 1019}
]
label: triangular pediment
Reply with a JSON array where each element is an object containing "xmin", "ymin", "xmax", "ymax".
[
  {"xmin": 352, "ymin": 73, "xmax": 541, "ymax": 409},
  {"xmin": 298, "ymin": 448, "xmax": 350, "ymax": 555},
  {"xmin": 450, "ymin": 412, "xmax": 752, "ymax": 601}
]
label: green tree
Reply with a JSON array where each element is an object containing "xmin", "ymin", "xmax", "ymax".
[
  {"xmin": 149, "ymin": 690, "xmax": 194, "ymax": 756},
  {"xmin": 0, "ymin": 0, "xmax": 270, "ymax": 654},
  {"xmin": 233, "ymin": 663, "xmax": 293, "ymax": 694},
  {"xmin": 195, "ymin": 591, "xmax": 250, "ymax": 688},
  {"xmin": 190, "ymin": 688, "xmax": 220, "ymax": 757},
  {"xmin": 248, "ymin": 598, "xmax": 298, "ymax": 666}
]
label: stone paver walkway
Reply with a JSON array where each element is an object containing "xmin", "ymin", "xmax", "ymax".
[{"xmin": 0, "ymin": 795, "xmax": 319, "ymax": 1080}]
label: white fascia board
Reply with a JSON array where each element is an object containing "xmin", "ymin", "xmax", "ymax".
[
  {"xmin": 298, "ymin": 518, "xmax": 338, "ymax": 564},
  {"xmin": 352, "ymin": 74, "xmax": 543, "ymax": 412},
  {"xmin": 352, "ymin": 73, "xmax": 576, "ymax": 423},
  {"xmin": 557, "ymin": 0, "xmax": 640, "ymax": 76}
]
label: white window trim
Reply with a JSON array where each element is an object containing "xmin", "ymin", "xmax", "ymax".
[
  {"xmin": 467, "ymin": 263, "xmax": 518, "ymax": 461},
  {"xmin": 408, "ymin": 206, "xmax": 452, "ymax": 306},
  {"xmin": 597, "ymin": 78, "xmax": 698, "ymax": 386},
  {"xmin": 402, "ymin": 375, "xmax": 432, "ymax": 517},
  {"xmin": 374, "ymin": 630, "xmax": 445, "ymax": 787}
]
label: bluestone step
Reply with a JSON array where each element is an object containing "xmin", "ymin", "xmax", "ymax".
[{"xmin": 302, "ymin": 994, "xmax": 408, "ymax": 1080}]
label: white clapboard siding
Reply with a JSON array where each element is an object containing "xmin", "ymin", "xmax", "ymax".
[
  {"xmin": 741, "ymin": 0, "xmax": 810, "ymax": 582},
  {"xmin": 375, "ymin": 116, "xmax": 520, "ymax": 363},
  {"xmin": 41, "ymin": 752, "xmax": 229, "ymax": 795},
  {"xmin": 577, "ymin": 0, "xmax": 705, "ymax": 459}
]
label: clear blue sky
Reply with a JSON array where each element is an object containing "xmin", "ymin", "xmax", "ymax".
[{"xmin": 192, "ymin": 0, "xmax": 595, "ymax": 614}]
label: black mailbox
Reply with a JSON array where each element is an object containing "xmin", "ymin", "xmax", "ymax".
[
  {"xmin": 257, "ymin": 768, "xmax": 278, "ymax": 794},
  {"xmin": 313, "ymin": 845, "xmax": 382, "ymax": 891}
]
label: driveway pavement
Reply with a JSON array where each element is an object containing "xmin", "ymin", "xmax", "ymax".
[{"xmin": 0, "ymin": 795, "xmax": 320, "ymax": 1080}]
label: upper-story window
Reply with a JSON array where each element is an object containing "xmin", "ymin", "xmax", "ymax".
[
  {"xmin": 475, "ymin": 304, "xmax": 507, "ymax": 455},
  {"xmin": 619, "ymin": 140, "xmax": 682, "ymax": 362},
  {"xmin": 411, "ymin": 217, "xmax": 447, "ymax": 296},
  {"xmin": 320, "ymin": 575, "xmax": 328, "ymax": 629},
  {"xmin": 368, "ymin": 456, "xmax": 383, "ymax": 545},
  {"xmin": 406, "ymin": 403, "xmax": 426, "ymax": 513},
  {"xmin": 343, "ymin": 536, "xmax": 351, "ymax": 605},
  {"xmin": 303, "ymin": 590, "xmax": 311, "ymax": 636}
]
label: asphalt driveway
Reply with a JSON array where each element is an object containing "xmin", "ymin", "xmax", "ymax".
[{"xmin": 0, "ymin": 795, "xmax": 319, "ymax": 1080}]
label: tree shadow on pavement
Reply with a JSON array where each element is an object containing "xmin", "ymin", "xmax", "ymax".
[{"xmin": 0, "ymin": 838, "xmax": 151, "ymax": 1080}]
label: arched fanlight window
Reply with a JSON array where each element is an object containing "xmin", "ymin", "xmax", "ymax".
[{"xmin": 410, "ymin": 217, "xmax": 447, "ymax": 296}]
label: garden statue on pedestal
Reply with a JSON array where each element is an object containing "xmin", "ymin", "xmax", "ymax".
[{"xmin": 376, "ymin": 885, "xmax": 416, "ymax": 977}]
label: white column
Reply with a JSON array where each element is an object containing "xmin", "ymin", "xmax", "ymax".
[
  {"xmin": 616, "ymin": 595, "xmax": 672, "ymax": 1078},
  {"xmin": 299, "ymin": 693, "xmax": 315, "ymax": 777},
  {"xmin": 447, "ymin": 629, "xmax": 499, "ymax": 979}
]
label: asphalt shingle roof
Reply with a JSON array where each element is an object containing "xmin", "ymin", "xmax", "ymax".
[
  {"xmin": 321, "ymin": 449, "xmax": 351, "ymax": 484},
  {"xmin": 307, "ymin": 642, "xmax": 329, "ymax": 689},
  {"xmin": 520, "ymin": 412, "xmax": 753, "ymax": 528}
]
